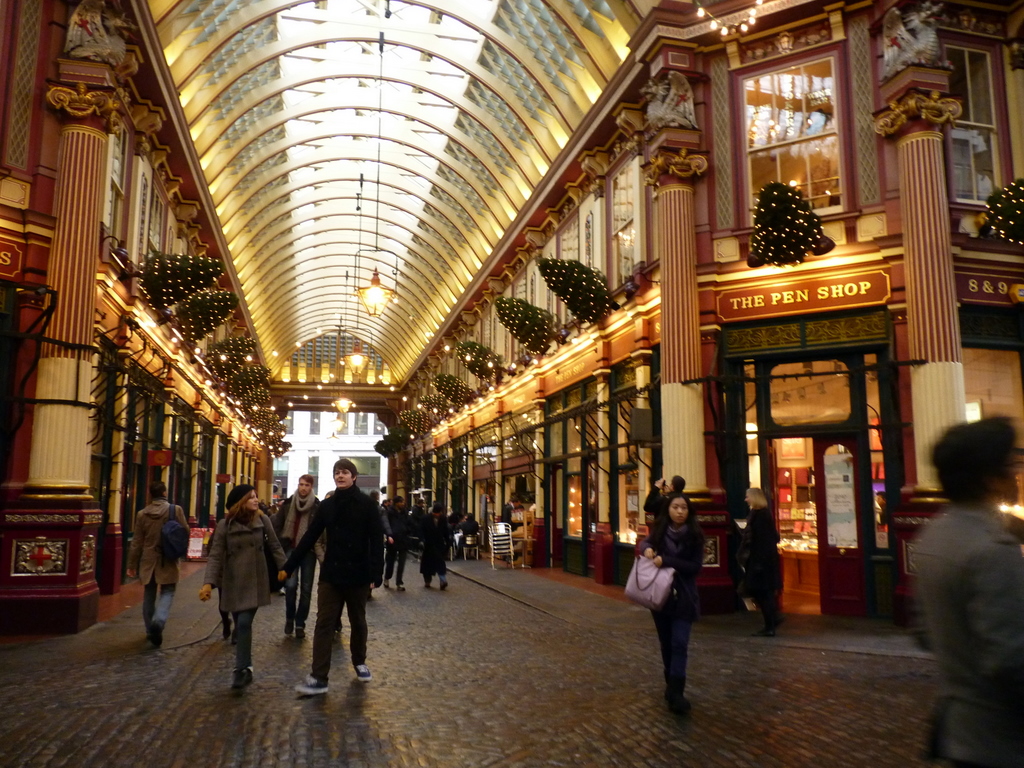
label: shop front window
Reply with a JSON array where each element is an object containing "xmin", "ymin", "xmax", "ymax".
[
  {"xmin": 963, "ymin": 347, "xmax": 1024, "ymax": 442},
  {"xmin": 947, "ymin": 47, "xmax": 996, "ymax": 203},
  {"xmin": 745, "ymin": 58, "xmax": 841, "ymax": 213},
  {"xmin": 770, "ymin": 359, "xmax": 851, "ymax": 426},
  {"xmin": 567, "ymin": 474, "xmax": 583, "ymax": 537}
]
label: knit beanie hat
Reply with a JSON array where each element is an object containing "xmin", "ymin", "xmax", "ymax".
[{"xmin": 226, "ymin": 484, "xmax": 255, "ymax": 511}]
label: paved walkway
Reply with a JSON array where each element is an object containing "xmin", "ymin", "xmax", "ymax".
[{"xmin": 0, "ymin": 559, "xmax": 939, "ymax": 767}]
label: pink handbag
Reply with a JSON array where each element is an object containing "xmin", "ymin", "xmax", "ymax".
[{"xmin": 624, "ymin": 556, "xmax": 674, "ymax": 610}]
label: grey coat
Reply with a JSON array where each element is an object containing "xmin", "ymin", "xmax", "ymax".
[
  {"xmin": 914, "ymin": 504, "xmax": 1024, "ymax": 768},
  {"xmin": 127, "ymin": 499, "xmax": 187, "ymax": 585},
  {"xmin": 203, "ymin": 513, "xmax": 286, "ymax": 614}
]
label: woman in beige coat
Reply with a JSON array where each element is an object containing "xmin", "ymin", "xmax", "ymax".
[
  {"xmin": 200, "ymin": 484, "xmax": 286, "ymax": 689},
  {"xmin": 126, "ymin": 480, "xmax": 187, "ymax": 647}
]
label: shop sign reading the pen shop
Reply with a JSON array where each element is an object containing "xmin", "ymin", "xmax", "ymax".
[{"xmin": 717, "ymin": 270, "xmax": 891, "ymax": 321}]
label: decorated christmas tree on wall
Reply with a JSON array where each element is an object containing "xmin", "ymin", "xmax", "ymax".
[
  {"xmin": 419, "ymin": 394, "xmax": 450, "ymax": 416},
  {"xmin": 435, "ymin": 374, "xmax": 473, "ymax": 408},
  {"xmin": 141, "ymin": 251, "xmax": 224, "ymax": 310},
  {"xmin": 455, "ymin": 341, "xmax": 502, "ymax": 380},
  {"xmin": 375, "ymin": 425, "xmax": 412, "ymax": 457},
  {"xmin": 748, "ymin": 182, "xmax": 834, "ymax": 268},
  {"xmin": 399, "ymin": 409, "xmax": 433, "ymax": 435},
  {"xmin": 538, "ymin": 258, "xmax": 618, "ymax": 324},
  {"xmin": 495, "ymin": 297, "xmax": 554, "ymax": 356},
  {"xmin": 177, "ymin": 289, "xmax": 238, "ymax": 344},
  {"xmin": 986, "ymin": 179, "xmax": 1024, "ymax": 245},
  {"xmin": 207, "ymin": 336, "xmax": 257, "ymax": 380},
  {"xmin": 228, "ymin": 365, "xmax": 271, "ymax": 410}
]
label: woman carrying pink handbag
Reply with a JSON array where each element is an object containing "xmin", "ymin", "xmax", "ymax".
[{"xmin": 636, "ymin": 493, "xmax": 705, "ymax": 715}]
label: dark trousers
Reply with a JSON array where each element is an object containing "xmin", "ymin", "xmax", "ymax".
[
  {"xmin": 284, "ymin": 549, "xmax": 317, "ymax": 626},
  {"xmin": 652, "ymin": 610, "xmax": 693, "ymax": 679},
  {"xmin": 384, "ymin": 544, "xmax": 407, "ymax": 585},
  {"xmin": 311, "ymin": 581, "xmax": 370, "ymax": 681},
  {"xmin": 232, "ymin": 608, "xmax": 257, "ymax": 670},
  {"xmin": 749, "ymin": 587, "xmax": 778, "ymax": 630}
]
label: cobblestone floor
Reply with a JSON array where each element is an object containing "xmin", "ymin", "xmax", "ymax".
[{"xmin": 0, "ymin": 567, "xmax": 939, "ymax": 768}]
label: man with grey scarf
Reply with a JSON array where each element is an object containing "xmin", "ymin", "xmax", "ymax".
[{"xmin": 272, "ymin": 474, "xmax": 320, "ymax": 639}]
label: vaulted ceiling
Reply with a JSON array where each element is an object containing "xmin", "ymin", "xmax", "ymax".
[{"xmin": 148, "ymin": 0, "xmax": 640, "ymax": 384}]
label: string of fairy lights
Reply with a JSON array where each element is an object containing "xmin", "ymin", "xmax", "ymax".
[{"xmin": 695, "ymin": 0, "xmax": 764, "ymax": 37}]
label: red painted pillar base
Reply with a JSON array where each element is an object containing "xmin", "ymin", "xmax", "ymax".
[
  {"xmin": 695, "ymin": 495, "xmax": 739, "ymax": 614},
  {"xmin": 97, "ymin": 523, "xmax": 123, "ymax": 595},
  {"xmin": 0, "ymin": 499, "xmax": 102, "ymax": 634},
  {"xmin": 890, "ymin": 491, "xmax": 944, "ymax": 626}
]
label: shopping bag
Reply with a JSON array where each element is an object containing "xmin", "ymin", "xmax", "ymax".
[{"xmin": 624, "ymin": 556, "xmax": 674, "ymax": 611}]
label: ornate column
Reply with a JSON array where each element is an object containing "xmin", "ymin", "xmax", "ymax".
[
  {"xmin": 875, "ymin": 85, "xmax": 964, "ymax": 494},
  {"xmin": 530, "ymin": 398, "xmax": 547, "ymax": 567},
  {"xmin": 643, "ymin": 143, "xmax": 709, "ymax": 499},
  {"xmin": 0, "ymin": 71, "xmax": 124, "ymax": 633}
]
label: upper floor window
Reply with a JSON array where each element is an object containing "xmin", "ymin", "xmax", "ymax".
[
  {"xmin": 745, "ymin": 58, "xmax": 841, "ymax": 215},
  {"xmin": 105, "ymin": 129, "xmax": 128, "ymax": 234},
  {"xmin": 947, "ymin": 46, "xmax": 996, "ymax": 203},
  {"xmin": 560, "ymin": 215, "xmax": 580, "ymax": 262},
  {"xmin": 310, "ymin": 412, "xmax": 321, "ymax": 436},
  {"xmin": 354, "ymin": 412, "xmax": 369, "ymax": 435},
  {"xmin": 610, "ymin": 165, "xmax": 635, "ymax": 286}
]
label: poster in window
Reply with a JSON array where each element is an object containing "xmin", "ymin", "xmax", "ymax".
[
  {"xmin": 824, "ymin": 451, "xmax": 858, "ymax": 548},
  {"xmin": 779, "ymin": 437, "xmax": 806, "ymax": 460}
]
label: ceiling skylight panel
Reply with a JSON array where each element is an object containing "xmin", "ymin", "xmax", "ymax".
[
  {"xmin": 210, "ymin": 61, "xmax": 281, "ymax": 120},
  {"xmin": 202, "ymin": 18, "xmax": 278, "ymax": 86},
  {"xmin": 223, "ymin": 96, "xmax": 285, "ymax": 148}
]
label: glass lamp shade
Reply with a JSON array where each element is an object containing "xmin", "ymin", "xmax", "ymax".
[
  {"xmin": 356, "ymin": 269, "xmax": 394, "ymax": 317},
  {"xmin": 335, "ymin": 397, "xmax": 353, "ymax": 414}
]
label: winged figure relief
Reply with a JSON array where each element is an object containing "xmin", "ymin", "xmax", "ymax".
[
  {"xmin": 642, "ymin": 71, "xmax": 698, "ymax": 131},
  {"xmin": 881, "ymin": 2, "xmax": 944, "ymax": 81}
]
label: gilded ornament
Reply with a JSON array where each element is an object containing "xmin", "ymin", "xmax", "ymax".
[
  {"xmin": 643, "ymin": 149, "xmax": 708, "ymax": 187},
  {"xmin": 874, "ymin": 90, "xmax": 961, "ymax": 136},
  {"xmin": 46, "ymin": 82, "xmax": 123, "ymax": 133}
]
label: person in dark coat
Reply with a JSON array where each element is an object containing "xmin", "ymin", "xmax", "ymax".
[
  {"xmin": 383, "ymin": 495, "xmax": 410, "ymax": 590},
  {"xmin": 271, "ymin": 473, "xmax": 319, "ymax": 638},
  {"xmin": 638, "ymin": 492, "xmax": 704, "ymax": 714},
  {"xmin": 200, "ymin": 484, "xmax": 286, "ymax": 689},
  {"xmin": 420, "ymin": 501, "xmax": 453, "ymax": 589},
  {"xmin": 280, "ymin": 458, "xmax": 385, "ymax": 694},
  {"xmin": 915, "ymin": 417, "xmax": 1024, "ymax": 768},
  {"xmin": 456, "ymin": 513, "xmax": 480, "ymax": 558},
  {"xmin": 740, "ymin": 487, "xmax": 781, "ymax": 636},
  {"xmin": 126, "ymin": 480, "xmax": 188, "ymax": 647},
  {"xmin": 643, "ymin": 475, "xmax": 686, "ymax": 523}
]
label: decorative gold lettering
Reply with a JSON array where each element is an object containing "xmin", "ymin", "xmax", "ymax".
[{"xmin": 0, "ymin": 251, "xmax": 11, "ymax": 266}]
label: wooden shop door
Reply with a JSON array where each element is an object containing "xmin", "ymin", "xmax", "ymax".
[{"xmin": 814, "ymin": 438, "xmax": 867, "ymax": 616}]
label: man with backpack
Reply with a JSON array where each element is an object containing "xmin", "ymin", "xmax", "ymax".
[{"xmin": 127, "ymin": 480, "xmax": 189, "ymax": 647}]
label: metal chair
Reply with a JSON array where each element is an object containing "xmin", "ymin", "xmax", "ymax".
[
  {"xmin": 490, "ymin": 523, "xmax": 514, "ymax": 569},
  {"xmin": 462, "ymin": 534, "xmax": 480, "ymax": 560}
]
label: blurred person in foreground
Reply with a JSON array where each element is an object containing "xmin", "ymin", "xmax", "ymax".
[{"xmin": 915, "ymin": 416, "xmax": 1024, "ymax": 768}]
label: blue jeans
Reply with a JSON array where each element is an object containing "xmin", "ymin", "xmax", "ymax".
[
  {"xmin": 143, "ymin": 578, "xmax": 176, "ymax": 632},
  {"xmin": 233, "ymin": 608, "xmax": 257, "ymax": 670},
  {"xmin": 652, "ymin": 611, "xmax": 693, "ymax": 679},
  {"xmin": 285, "ymin": 549, "xmax": 317, "ymax": 627}
]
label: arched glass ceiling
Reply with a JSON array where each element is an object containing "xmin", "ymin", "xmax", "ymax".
[{"xmin": 151, "ymin": 0, "xmax": 637, "ymax": 381}]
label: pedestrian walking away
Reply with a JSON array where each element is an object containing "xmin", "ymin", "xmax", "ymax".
[
  {"xmin": 915, "ymin": 417, "xmax": 1024, "ymax": 768},
  {"xmin": 200, "ymin": 484, "xmax": 287, "ymax": 690},
  {"xmin": 271, "ymin": 474, "xmax": 320, "ymax": 639},
  {"xmin": 638, "ymin": 492, "xmax": 704, "ymax": 714},
  {"xmin": 738, "ymin": 487, "xmax": 782, "ymax": 637},
  {"xmin": 280, "ymin": 458, "xmax": 385, "ymax": 695},
  {"xmin": 383, "ymin": 495, "xmax": 410, "ymax": 590},
  {"xmin": 126, "ymin": 481, "xmax": 188, "ymax": 648},
  {"xmin": 420, "ymin": 501, "xmax": 453, "ymax": 589}
]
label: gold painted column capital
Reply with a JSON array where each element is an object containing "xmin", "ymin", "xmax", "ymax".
[
  {"xmin": 46, "ymin": 82, "xmax": 125, "ymax": 134},
  {"xmin": 643, "ymin": 148, "xmax": 708, "ymax": 188},
  {"xmin": 874, "ymin": 89, "xmax": 962, "ymax": 138}
]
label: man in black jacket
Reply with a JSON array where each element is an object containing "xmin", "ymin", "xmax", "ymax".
[
  {"xmin": 383, "ymin": 495, "xmax": 410, "ymax": 590},
  {"xmin": 280, "ymin": 458, "xmax": 384, "ymax": 694}
]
